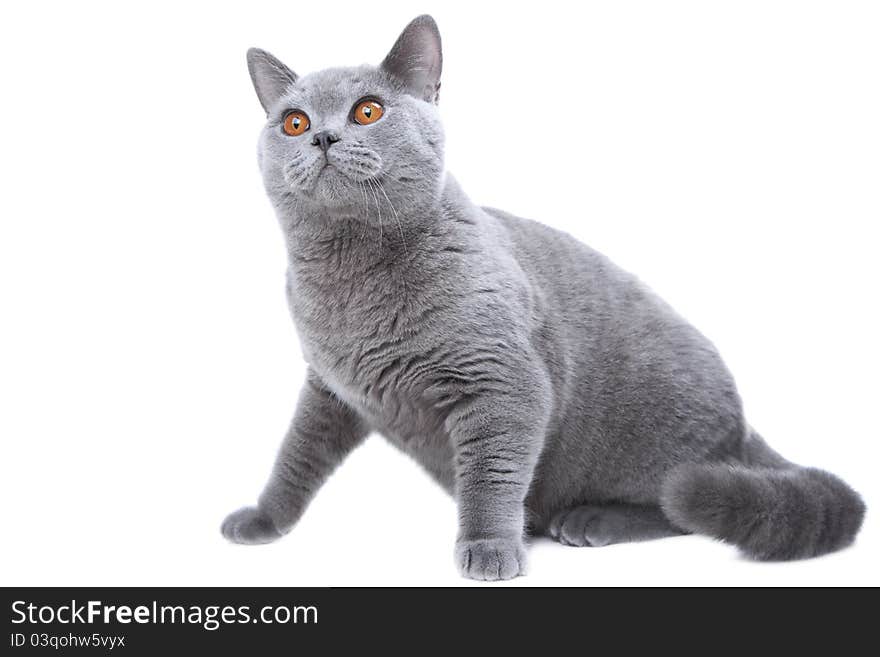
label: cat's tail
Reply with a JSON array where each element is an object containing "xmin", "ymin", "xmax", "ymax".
[{"xmin": 660, "ymin": 431, "xmax": 865, "ymax": 560}]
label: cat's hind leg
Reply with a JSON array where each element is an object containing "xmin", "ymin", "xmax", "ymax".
[{"xmin": 547, "ymin": 503, "xmax": 684, "ymax": 547}]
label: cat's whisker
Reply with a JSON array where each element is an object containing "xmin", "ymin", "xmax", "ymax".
[
  {"xmin": 358, "ymin": 181, "xmax": 370, "ymax": 242},
  {"xmin": 366, "ymin": 178, "xmax": 383, "ymax": 245},
  {"xmin": 376, "ymin": 179, "xmax": 407, "ymax": 257}
]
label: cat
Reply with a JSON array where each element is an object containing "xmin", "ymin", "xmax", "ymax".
[{"xmin": 221, "ymin": 15, "xmax": 865, "ymax": 580}]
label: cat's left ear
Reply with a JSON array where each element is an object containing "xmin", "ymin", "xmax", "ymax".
[{"xmin": 381, "ymin": 15, "xmax": 442, "ymax": 104}]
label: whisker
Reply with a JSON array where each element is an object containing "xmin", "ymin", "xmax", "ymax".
[
  {"xmin": 376, "ymin": 179, "xmax": 407, "ymax": 257},
  {"xmin": 359, "ymin": 181, "xmax": 370, "ymax": 242},
  {"xmin": 366, "ymin": 178, "xmax": 383, "ymax": 245}
]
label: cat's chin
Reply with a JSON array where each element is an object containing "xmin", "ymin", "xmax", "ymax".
[{"xmin": 297, "ymin": 167, "xmax": 357, "ymax": 206}]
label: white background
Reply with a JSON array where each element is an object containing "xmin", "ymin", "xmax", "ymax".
[{"xmin": 1, "ymin": 1, "xmax": 878, "ymax": 586}]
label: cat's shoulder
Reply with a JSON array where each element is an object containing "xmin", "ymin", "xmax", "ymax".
[{"xmin": 479, "ymin": 205, "xmax": 603, "ymax": 261}]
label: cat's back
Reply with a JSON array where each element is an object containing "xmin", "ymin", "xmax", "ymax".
[
  {"xmin": 480, "ymin": 204, "xmax": 731, "ymax": 365},
  {"xmin": 479, "ymin": 205, "xmax": 740, "ymax": 418},
  {"xmin": 480, "ymin": 206, "xmax": 711, "ymax": 335},
  {"xmin": 479, "ymin": 205, "xmax": 653, "ymax": 324}
]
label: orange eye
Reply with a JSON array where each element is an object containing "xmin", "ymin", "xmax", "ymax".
[
  {"xmin": 353, "ymin": 100, "xmax": 384, "ymax": 125},
  {"xmin": 282, "ymin": 111, "xmax": 310, "ymax": 136}
]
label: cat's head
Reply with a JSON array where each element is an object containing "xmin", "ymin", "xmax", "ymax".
[{"xmin": 248, "ymin": 15, "xmax": 444, "ymax": 218}]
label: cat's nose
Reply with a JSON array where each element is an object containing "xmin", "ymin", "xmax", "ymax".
[{"xmin": 311, "ymin": 131, "xmax": 340, "ymax": 153}]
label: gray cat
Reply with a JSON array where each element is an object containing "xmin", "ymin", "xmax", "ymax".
[{"xmin": 221, "ymin": 15, "xmax": 865, "ymax": 580}]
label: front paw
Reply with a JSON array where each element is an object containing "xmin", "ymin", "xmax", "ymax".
[
  {"xmin": 455, "ymin": 537, "xmax": 527, "ymax": 581},
  {"xmin": 221, "ymin": 506, "xmax": 284, "ymax": 545}
]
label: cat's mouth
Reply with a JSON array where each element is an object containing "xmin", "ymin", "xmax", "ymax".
[
  {"xmin": 314, "ymin": 161, "xmax": 344, "ymax": 186},
  {"xmin": 283, "ymin": 148, "xmax": 384, "ymax": 202},
  {"xmin": 293, "ymin": 160, "xmax": 356, "ymax": 203}
]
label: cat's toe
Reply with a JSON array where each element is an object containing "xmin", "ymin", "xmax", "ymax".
[
  {"xmin": 548, "ymin": 506, "xmax": 611, "ymax": 547},
  {"xmin": 455, "ymin": 537, "xmax": 526, "ymax": 581},
  {"xmin": 221, "ymin": 506, "xmax": 283, "ymax": 545}
]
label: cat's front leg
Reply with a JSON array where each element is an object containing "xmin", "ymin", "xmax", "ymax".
[
  {"xmin": 448, "ymin": 375, "xmax": 550, "ymax": 580},
  {"xmin": 222, "ymin": 369, "xmax": 368, "ymax": 544}
]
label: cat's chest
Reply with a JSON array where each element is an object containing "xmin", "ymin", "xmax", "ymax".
[
  {"xmin": 286, "ymin": 265, "xmax": 400, "ymax": 371},
  {"xmin": 286, "ymin": 266, "xmax": 450, "ymax": 441}
]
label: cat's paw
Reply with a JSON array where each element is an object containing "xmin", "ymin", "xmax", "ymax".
[
  {"xmin": 221, "ymin": 506, "xmax": 284, "ymax": 545},
  {"xmin": 454, "ymin": 537, "xmax": 527, "ymax": 581},
  {"xmin": 548, "ymin": 506, "xmax": 611, "ymax": 547}
]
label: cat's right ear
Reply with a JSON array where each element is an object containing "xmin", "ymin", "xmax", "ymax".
[{"xmin": 247, "ymin": 48, "xmax": 298, "ymax": 115}]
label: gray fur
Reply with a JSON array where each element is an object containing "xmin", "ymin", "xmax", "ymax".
[
  {"xmin": 223, "ymin": 15, "xmax": 866, "ymax": 579},
  {"xmin": 549, "ymin": 504, "xmax": 684, "ymax": 547}
]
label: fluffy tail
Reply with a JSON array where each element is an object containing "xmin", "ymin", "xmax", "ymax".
[{"xmin": 660, "ymin": 433, "xmax": 865, "ymax": 560}]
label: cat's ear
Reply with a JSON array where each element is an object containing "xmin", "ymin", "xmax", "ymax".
[
  {"xmin": 247, "ymin": 48, "xmax": 298, "ymax": 114},
  {"xmin": 381, "ymin": 15, "xmax": 442, "ymax": 104}
]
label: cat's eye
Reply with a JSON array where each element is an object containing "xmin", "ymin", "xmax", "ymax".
[
  {"xmin": 353, "ymin": 100, "xmax": 384, "ymax": 125},
  {"xmin": 282, "ymin": 111, "xmax": 310, "ymax": 136}
]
